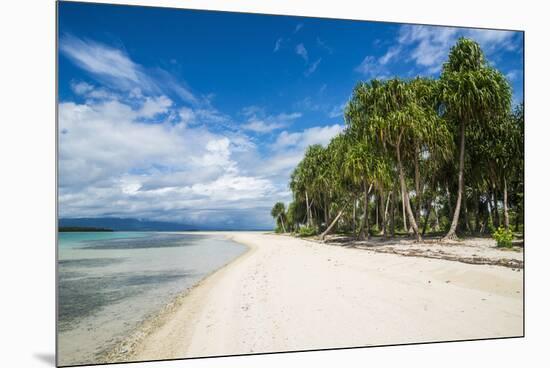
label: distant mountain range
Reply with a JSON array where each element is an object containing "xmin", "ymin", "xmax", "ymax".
[{"xmin": 58, "ymin": 217, "xmax": 270, "ymax": 231}]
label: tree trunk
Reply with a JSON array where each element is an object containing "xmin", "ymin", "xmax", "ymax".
[
  {"xmin": 359, "ymin": 180, "xmax": 370, "ymax": 240},
  {"xmin": 444, "ymin": 120, "xmax": 465, "ymax": 240},
  {"xmin": 422, "ymin": 198, "xmax": 432, "ymax": 237},
  {"xmin": 324, "ymin": 194, "xmax": 329, "ymax": 229},
  {"xmin": 492, "ymin": 189, "xmax": 500, "ymax": 228},
  {"xmin": 434, "ymin": 204, "xmax": 440, "ymax": 231},
  {"xmin": 390, "ymin": 186, "xmax": 396, "ymax": 237},
  {"xmin": 402, "ymin": 188, "xmax": 407, "ymax": 232},
  {"xmin": 375, "ymin": 193, "xmax": 379, "ymax": 230},
  {"xmin": 383, "ymin": 191, "xmax": 390, "ymax": 238},
  {"xmin": 396, "ymin": 140, "xmax": 421, "ymax": 241},
  {"xmin": 320, "ymin": 209, "xmax": 344, "ymax": 241},
  {"xmin": 414, "ymin": 144, "xmax": 421, "ymax": 225},
  {"xmin": 487, "ymin": 198, "xmax": 493, "ymax": 232},
  {"xmin": 474, "ymin": 194, "xmax": 481, "ymax": 233},
  {"xmin": 352, "ymin": 194, "xmax": 357, "ymax": 236},
  {"xmin": 463, "ymin": 194, "xmax": 471, "ymax": 233},
  {"xmin": 445, "ymin": 182, "xmax": 453, "ymax": 220},
  {"xmin": 503, "ymin": 177, "xmax": 510, "ymax": 229},
  {"xmin": 305, "ymin": 190, "xmax": 311, "ymax": 227},
  {"xmin": 278, "ymin": 214, "xmax": 286, "ymax": 233}
]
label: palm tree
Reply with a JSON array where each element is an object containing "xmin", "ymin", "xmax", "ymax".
[{"xmin": 440, "ymin": 38, "xmax": 512, "ymax": 240}]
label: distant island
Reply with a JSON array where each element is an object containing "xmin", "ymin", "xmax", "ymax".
[{"xmin": 59, "ymin": 226, "xmax": 114, "ymax": 232}]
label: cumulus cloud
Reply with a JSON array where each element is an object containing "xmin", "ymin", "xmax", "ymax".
[
  {"xmin": 58, "ymin": 34, "xmax": 341, "ymax": 228},
  {"xmin": 261, "ymin": 124, "xmax": 344, "ymax": 178},
  {"xmin": 58, "ymin": 94, "xmax": 283, "ymax": 227}
]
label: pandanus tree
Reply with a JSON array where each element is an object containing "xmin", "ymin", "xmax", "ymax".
[
  {"xmin": 319, "ymin": 133, "xmax": 353, "ymax": 240},
  {"xmin": 276, "ymin": 37, "xmax": 521, "ymax": 241},
  {"xmin": 271, "ymin": 202, "xmax": 287, "ymax": 233},
  {"xmin": 440, "ymin": 38, "xmax": 512, "ymax": 240},
  {"xmin": 365, "ymin": 79, "xmax": 449, "ymax": 241}
]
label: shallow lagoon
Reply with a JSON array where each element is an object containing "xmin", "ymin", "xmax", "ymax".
[{"xmin": 57, "ymin": 232, "xmax": 246, "ymax": 366}]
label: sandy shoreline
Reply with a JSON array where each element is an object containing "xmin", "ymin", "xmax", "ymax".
[{"xmin": 110, "ymin": 232, "xmax": 523, "ymax": 363}]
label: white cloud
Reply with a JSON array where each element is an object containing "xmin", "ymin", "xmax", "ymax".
[
  {"xmin": 70, "ymin": 80, "xmax": 116, "ymax": 100},
  {"xmin": 274, "ymin": 124, "xmax": 344, "ymax": 150},
  {"xmin": 59, "ymin": 35, "xmax": 333, "ymax": 228},
  {"xmin": 60, "ymin": 34, "xmax": 198, "ymax": 105},
  {"xmin": 396, "ymin": 25, "xmax": 519, "ymax": 74},
  {"xmin": 262, "ymin": 124, "xmax": 344, "ymax": 177},
  {"xmin": 379, "ymin": 46, "xmax": 401, "ymax": 65},
  {"xmin": 506, "ymin": 70, "xmax": 520, "ymax": 81},
  {"xmin": 138, "ymin": 95, "xmax": 172, "ymax": 118},
  {"xmin": 295, "ymin": 43, "xmax": 308, "ymax": 62},
  {"xmin": 355, "ymin": 55, "xmax": 391, "ymax": 79},
  {"xmin": 328, "ymin": 102, "xmax": 347, "ymax": 118},
  {"xmin": 57, "ymin": 92, "xmax": 284, "ymax": 224},
  {"xmin": 316, "ymin": 37, "xmax": 333, "ymax": 54},
  {"xmin": 305, "ymin": 58, "xmax": 322, "ymax": 76},
  {"xmin": 294, "ymin": 23, "xmax": 303, "ymax": 33},
  {"xmin": 241, "ymin": 108, "xmax": 302, "ymax": 134},
  {"xmin": 242, "ymin": 120, "xmax": 286, "ymax": 133},
  {"xmin": 273, "ymin": 37, "xmax": 283, "ymax": 52},
  {"xmin": 60, "ymin": 34, "xmax": 142, "ymax": 84}
]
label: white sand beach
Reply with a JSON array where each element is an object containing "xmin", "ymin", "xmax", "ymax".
[{"xmin": 114, "ymin": 232, "xmax": 523, "ymax": 362}]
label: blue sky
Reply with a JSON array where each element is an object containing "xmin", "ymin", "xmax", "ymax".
[{"xmin": 57, "ymin": 1, "xmax": 524, "ymax": 229}]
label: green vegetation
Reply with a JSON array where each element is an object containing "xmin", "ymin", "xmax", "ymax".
[
  {"xmin": 493, "ymin": 226, "xmax": 514, "ymax": 248},
  {"xmin": 298, "ymin": 226, "xmax": 317, "ymax": 237},
  {"xmin": 271, "ymin": 38, "xmax": 523, "ymax": 243},
  {"xmin": 59, "ymin": 226, "xmax": 114, "ymax": 232}
]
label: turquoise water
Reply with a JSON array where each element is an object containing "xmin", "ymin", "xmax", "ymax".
[
  {"xmin": 58, "ymin": 231, "xmax": 150, "ymax": 248},
  {"xmin": 57, "ymin": 232, "xmax": 247, "ymax": 366}
]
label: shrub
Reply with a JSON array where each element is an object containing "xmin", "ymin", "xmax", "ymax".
[
  {"xmin": 492, "ymin": 226, "xmax": 514, "ymax": 248},
  {"xmin": 298, "ymin": 226, "xmax": 317, "ymax": 237}
]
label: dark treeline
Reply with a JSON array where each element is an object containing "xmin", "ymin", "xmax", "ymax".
[{"xmin": 271, "ymin": 38, "xmax": 523, "ymax": 242}]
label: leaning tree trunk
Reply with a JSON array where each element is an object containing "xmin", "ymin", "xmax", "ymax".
[
  {"xmin": 396, "ymin": 141, "xmax": 421, "ymax": 241},
  {"xmin": 503, "ymin": 177, "xmax": 509, "ymax": 229},
  {"xmin": 320, "ymin": 209, "xmax": 344, "ymax": 241},
  {"xmin": 278, "ymin": 214, "xmax": 286, "ymax": 233},
  {"xmin": 382, "ymin": 191, "xmax": 390, "ymax": 238},
  {"xmin": 444, "ymin": 120, "xmax": 465, "ymax": 240}
]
